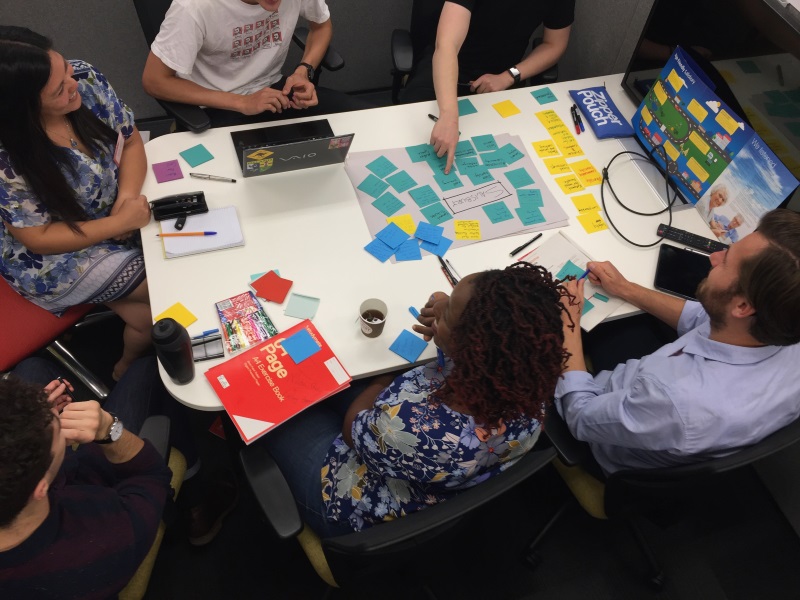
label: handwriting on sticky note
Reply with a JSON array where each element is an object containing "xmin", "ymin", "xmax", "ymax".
[
  {"xmin": 532, "ymin": 140, "xmax": 560, "ymax": 158},
  {"xmin": 571, "ymin": 194, "xmax": 600, "ymax": 214},
  {"xmin": 544, "ymin": 157, "xmax": 571, "ymax": 175},
  {"xmin": 454, "ymin": 220, "xmax": 481, "ymax": 240},
  {"xmin": 570, "ymin": 159, "xmax": 603, "ymax": 186},
  {"xmin": 152, "ymin": 160, "xmax": 183, "ymax": 183},
  {"xmin": 577, "ymin": 211, "xmax": 608, "ymax": 234},
  {"xmin": 493, "ymin": 99, "xmax": 521, "ymax": 118},
  {"xmin": 555, "ymin": 175, "xmax": 586, "ymax": 194}
]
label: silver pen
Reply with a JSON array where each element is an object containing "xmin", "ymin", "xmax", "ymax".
[{"xmin": 189, "ymin": 172, "xmax": 237, "ymax": 183}]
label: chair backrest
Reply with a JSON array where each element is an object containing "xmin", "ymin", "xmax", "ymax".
[
  {"xmin": 133, "ymin": 0, "xmax": 173, "ymax": 47},
  {"xmin": 322, "ymin": 445, "xmax": 555, "ymax": 587},
  {"xmin": 408, "ymin": 0, "xmax": 445, "ymax": 62}
]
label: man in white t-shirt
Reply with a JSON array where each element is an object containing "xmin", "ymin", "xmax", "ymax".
[{"xmin": 143, "ymin": 0, "xmax": 356, "ymax": 125}]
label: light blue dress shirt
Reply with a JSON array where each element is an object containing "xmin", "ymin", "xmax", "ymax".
[{"xmin": 555, "ymin": 301, "xmax": 800, "ymax": 474}]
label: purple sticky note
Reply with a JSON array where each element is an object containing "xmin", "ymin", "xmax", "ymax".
[{"xmin": 152, "ymin": 160, "xmax": 184, "ymax": 183}]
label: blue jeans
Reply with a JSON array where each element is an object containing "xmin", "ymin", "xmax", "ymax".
[{"xmin": 258, "ymin": 380, "xmax": 372, "ymax": 538}]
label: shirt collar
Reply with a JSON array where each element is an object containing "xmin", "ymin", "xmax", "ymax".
[{"xmin": 677, "ymin": 323, "xmax": 781, "ymax": 364}]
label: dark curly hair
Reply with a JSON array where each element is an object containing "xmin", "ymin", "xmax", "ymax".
[
  {"xmin": 434, "ymin": 262, "xmax": 572, "ymax": 427},
  {"xmin": 0, "ymin": 377, "xmax": 56, "ymax": 528}
]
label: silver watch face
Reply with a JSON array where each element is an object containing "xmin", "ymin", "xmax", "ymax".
[{"xmin": 109, "ymin": 418, "xmax": 123, "ymax": 442}]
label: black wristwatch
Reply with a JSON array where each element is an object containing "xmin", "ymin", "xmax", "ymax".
[
  {"xmin": 297, "ymin": 61, "xmax": 315, "ymax": 81},
  {"xmin": 508, "ymin": 66, "xmax": 521, "ymax": 85}
]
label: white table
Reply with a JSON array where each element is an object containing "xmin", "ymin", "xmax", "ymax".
[{"xmin": 141, "ymin": 73, "xmax": 713, "ymax": 410}]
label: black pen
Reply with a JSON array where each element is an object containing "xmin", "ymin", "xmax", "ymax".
[
  {"xmin": 437, "ymin": 255, "xmax": 459, "ymax": 285},
  {"xmin": 509, "ymin": 232, "xmax": 543, "ymax": 257},
  {"xmin": 428, "ymin": 113, "xmax": 461, "ymax": 135}
]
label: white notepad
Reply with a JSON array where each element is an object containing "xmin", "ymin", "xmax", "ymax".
[{"xmin": 160, "ymin": 206, "xmax": 244, "ymax": 258}]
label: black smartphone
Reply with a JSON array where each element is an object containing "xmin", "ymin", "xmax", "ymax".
[{"xmin": 654, "ymin": 244, "xmax": 712, "ymax": 301}]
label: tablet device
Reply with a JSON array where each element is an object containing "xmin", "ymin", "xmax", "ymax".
[{"xmin": 653, "ymin": 245, "xmax": 712, "ymax": 301}]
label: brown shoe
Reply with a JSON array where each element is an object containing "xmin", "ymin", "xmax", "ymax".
[{"xmin": 186, "ymin": 471, "xmax": 239, "ymax": 546}]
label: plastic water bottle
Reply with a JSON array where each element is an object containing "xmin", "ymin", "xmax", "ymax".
[{"xmin": 151, "ymin": 318, "xmax": 195, "ymax": 384}]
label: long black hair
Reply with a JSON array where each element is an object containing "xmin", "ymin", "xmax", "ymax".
[{"xmin": 0, "ymin": 26, "xmax": 118, "ymax": 229}]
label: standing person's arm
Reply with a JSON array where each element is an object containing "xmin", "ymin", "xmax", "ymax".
[
  {"xmin": 282, "ymin": 18, "xmax": 332, "ymax": 109},
  {"xmin": 430, "ymin": 2, "xmax": 471, "ymax": 174}
]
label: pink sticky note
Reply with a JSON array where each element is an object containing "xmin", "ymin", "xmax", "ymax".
[
  {"xmin": 152, "ymin": 160, "xmax": 184, "ymax": 183},
  {"xmin": 250, "ymin": 271, "xmax": 293, "ymax": 304}
]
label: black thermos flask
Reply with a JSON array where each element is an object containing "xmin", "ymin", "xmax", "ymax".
[{"xmin": 151, "ymin": 318, "xmax": 195, "ymax": 384}]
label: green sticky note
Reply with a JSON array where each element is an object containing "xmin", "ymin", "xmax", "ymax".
[
  {"xmin": 582, "ymin": 298, "xmax": 595, "ymax": 315},
  {"xmin": 386, "ymin": 170, "xmax": 418, "ymax": 193},
  {"xmin": 358, "ymin": 174, "xmax": 390, "ymax": 198},
  {"xmin": 482, "ymin": 201, "xmax": 514, "ymax": 224},
  {"xmin": 736, "ymin": 60, "xmax": 760, "ymax": 74},
  {"xmin": 531, "ymin": 87, "xmax": 558, "ymax": 104},
  {"xmin": 454, "ymin": 140, "xmax": 477, "ymax": 159},
  {"xmin": 179, "ymin": 144, "xmax": 214, "ymax": 168},
  {"xmin": 366, "ymin": 155, "xmax": 398, "ymax": 178},
  {"xmin": 497, "ymin": 143, "xmax": 525, "ymax": 165},
  {"xmin": 409, "ymin": 185, "xmax": 440, "ymax": 208},
  {"xmin": 455, "ymin": 156, "xmax": 480, "ymax": 171},
  {"xmin": 505, "ymin": 167, "xmax": 534, "ymax": 188},
  {"xmin": 556, "ymin": 260, "xmax": 584, "ymax": 281},
  {"xmin": 515, "ymin": 206, "xmax": 545, "ymax": 226},
  {"xmin": 372, "ymin": 191, "xmax": 405, "ymax": 216},
  {"xmin": 472, "ymin": 134, "xmax": 499, "ymax": 152},
  {"xmin": 481, "ymin": 151, "xmax": 507, "ymax": 169},
  {"xmin": 426, "ymin": 154, "xmax": 451, "ymax": 175},
  {"xmin": 464, "ymin": 166, "xmax": 494, "ymax": 185},
  {"xmin": 458, "ymin": 98, "xmax": 478, "ymax": 116},
  {"xmin": 593, "ymin": 293, "xmax": 609, "ymax": 302},
  {"xmin": 433, "ymin": 170, "xmax": 464, "ymax": 192},
  {"xmin": 420, "ymin": 202, "xmax": 454, "ymax": 225},
  {"xmin": 517, "ymin": 188, "xmax": 544, "ymax": 208},
  {"xmin": 406, "ymin": 143, "xmax": 436, "ymax": 163}
]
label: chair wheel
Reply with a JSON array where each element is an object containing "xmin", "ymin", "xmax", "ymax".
[{"xmin": 523, "ymin": 551, "xmax": 543, "ymax": 572}]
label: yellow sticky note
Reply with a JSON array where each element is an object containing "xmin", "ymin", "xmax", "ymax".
[
  {"xmin": 716, "ymin": 108, "xmax": 742, "ymax": 135},
  {"xmin": 569, "ymin": 159, "xmax": 603, "ymax": 187},
  {"xmin": 571, "ymin": 194, "xmax": 600, "ymax": 214},
  {"xmin": 536, "ymin": 110, "xmax": 565, "ymax": 128},
  {"xmin": 493, "ymin": 100, "xmax": 521, "ymax": 118},
  {"xmin": 154, "ymin": 302, "xmax": 198, "ymax": 328},
  {"xmin": 454, "ymin": 220, "xmax": 481, "ymax": 240},
  {"xmin": 532, "ymin": 140, "xmax": 559, "ymax": 157},
  {"xmin": 556, "ymin": 141, "xmax": 584, "ymax": 158},
  {"xmin": 555, "ymin": 174, "xmax": 586, "ymax": 195},
  {"xmin": 577, "ymin": 211, "xmax": 608, "ymax": 234},
  {"xmin": 386, "ymin": 214, "xmax": 416, "ymax": 235},
  {"xmin": 544, "ymin": 157, "xmax": 571, "ymax": 175}
]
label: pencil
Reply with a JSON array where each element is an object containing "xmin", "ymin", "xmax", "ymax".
[{"xmin": 157, "ymin": 231, "xmax": 217, "ymax": 237}]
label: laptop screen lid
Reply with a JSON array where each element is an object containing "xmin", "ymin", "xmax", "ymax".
[{"xmin": 240, "ymin": 133, "xmax": 355, "ymax": 177}]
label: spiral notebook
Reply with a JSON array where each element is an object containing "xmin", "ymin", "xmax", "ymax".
[{"xmin": 159, "ymin": 206, "xmax": 244, "ymax": 258}]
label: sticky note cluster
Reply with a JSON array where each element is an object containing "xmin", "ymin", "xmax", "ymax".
[{"xmin": 364, "ymin": 221, "xmax": 454, "ymax": 262}]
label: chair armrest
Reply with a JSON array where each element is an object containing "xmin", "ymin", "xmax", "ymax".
[
  {"xmin": 139, "ymin": 415, "xmax": 170, "ymax": 460},
  {"xmin": 543, "ymin": 404, "xmax": 592, "ymax": 467},
  {"xmin": 239, "ymin": 444, "xmax": 303, "ymax": 540},
  {"xmin": 157, "ymin": 100, "xmax": 211, "ymax": 134},
  {"xmin": 292, "ymin": 27, "xmax": 345, "ymax": 72},
  {"xmin": 391, "ymin": 29, "xmax": 414, "ymax": 73}
]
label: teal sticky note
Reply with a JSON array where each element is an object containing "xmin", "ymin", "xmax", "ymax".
[
  {"xmin": 472, "ymin": 134, "xmax": 498, "ymax": 152},
  {"xmin": 497, "ymin": 143, "xmax": 525, "ymax": 165},
  {"xmin": 406, "ymin": 143, "xmax": 436, "ymax": 163},
  {"xmin": 764, "ymin": 90, "xmax": 790, "ymax": 105},
  {"xmin": 358, "ymin": 174, "xmax": 390, "ymax": 198},
  {"xmin": 420, "ymin": 235, "xmax": 453, "ymax": 257},
  {"xmin": 282, "ymin": 329, "xmax": 321, "ymax": 364},
  {"xmin": 426, "ymin": 154, "xmax": 451, "ymax": 175},
  {"xmin": 364, "ymin": 238, "xmax": 395, "ymax": 262},
  {"xmin": 515, "ymin": 206, "xmax": 545, "ymax": 226},
  {"xmin": 582, "ymin": 298, "xmax": 595, "ymax": 316},
  {"xmin": 454, "ymin": 140, "xmax": 477, "ymax": 159},
  {"xmin": 556, "ymin": 260, "xmax": 584, "ymax": 281},
  {"xmin": 372, "ymin": 191, "xmax": 405, "ymax": 216},
  {"xmin": 464, "ymin": 166, "xmax": 494, "ymax": 185},
  {"xmin": 786, "ymin": 89, "xmax": 800, "ymax": 103},
  {"xmin": 420, "ymin": 202, "xmax": 453, "ymax": 225},
  {"xmin": 389, "ymin": 330, "xmax": 429, "ymax": 363},
  {"xmin": 531, "ymin": 87, "xmax": 558, "ymax": 105},
  {"xmin": 414, "ymin": 221, "xmax": 443, "ymax": 243},
  {"xmin": 179, "ymin": 144, "xmax": 214, "ymax": 168},
  {"xmin": 482, "ymin": 201, "xmax": 514, "ymax": 224},
  {"xmin": 376, "ymin": 222, "xmax": 409, "ymax": 249},
  {"xmin": 433, "ymin": 170, "xmax": 464, "ymax": 192},
  {"xmin": 517, "ymin": 188, "xmax": 544, "ymax": 208},
  {"xmin": 395, "ymin": 239, "xmax": 422, "ymax": 261},
  {"xmin": 386, "ymin": 170, "xmax": 418, "ymax": 193},
  {"xmin": 409, "ymin": 185, "xmax": 440, "ymax": 208},
  {"xmin": 366, "ymin": 155, "xmax": 398, "ymax": 178},
  {"xmin": 455, "ymin": 156, "xmax": 480, "ymax": 171},
  {"xmin": 458, "ymin": 98, "xmax": 478, "ymax": 116},
  {"xmin": 481, "ymin": 151, "xmax": 507, "ymax": 169},
  {"xmin": 765, "ymin": 103, "xmax": 800, "ymax": 118},
  {"xmin": 593, "ymin": 293, "xmax": 609, "ymax": 303},
  {"xmin": 736, "ymin": 60, "xmax": 760, "ymax": 74},
  {"xmin": 284, "ymin": 293, "xmax": 321, "ymax": 320},
  {"xmin": 505, "ymin": 167, "xmax": 534, "ymax": 188}
]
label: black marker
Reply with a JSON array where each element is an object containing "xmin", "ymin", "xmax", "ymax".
[
  {"xmin": 509, "ymin": 232, "xmax": 543, "ymax": 258},
  {"xmin": 56, "ymin": 376, "xmax": 76, "ymax": 402}
]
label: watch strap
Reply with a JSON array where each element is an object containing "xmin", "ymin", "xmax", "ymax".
[
  {"xmin": 508, "ymin": 66, "xmax": 521, "ymax": 85},
  {"xmin": 297, "ymin": 61, "xmax": 315, "ymax": 80},
  {"xmin": 95, "ymin": 415, "xmax": 121, "ymax": 444}
]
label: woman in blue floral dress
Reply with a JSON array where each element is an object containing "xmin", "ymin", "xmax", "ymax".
[
  {"xmin": 263, "ymin": 262, "xmax": 573, "ymax": 536},
  {"xmin": 0, "ymin": 27, "xmax": 152, "ymax": 379}
]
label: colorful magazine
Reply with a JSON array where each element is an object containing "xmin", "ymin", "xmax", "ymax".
[{"xmin": 214, "ymin": 291, "xmax": 278, "ymax": 354}]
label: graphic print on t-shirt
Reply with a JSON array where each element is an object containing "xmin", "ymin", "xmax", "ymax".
[{"xmin": 230, "ymin": 12, "xmax": 281, "ymax": 59}]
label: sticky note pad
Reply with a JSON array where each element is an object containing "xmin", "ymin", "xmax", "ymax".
[
  {"xmin": 366, "ymin": 155, "xmax": 398, "ymax": 178},
  {"xmin": 571, "ymin": 193, "xmax": 600, "ymax": 214},
  {"xmin": 483, "ymin": 201, "xmax": 514, "ymax": 224},
  {"xmin": 386, "ymin": 214, "xmax": 416, "ymax": 235},
  {"xmin": 454, "ymin": 140, "xmax": 477, "ymax": 158},
  {"xmin": 154, "ymin": 302, "xmax": 197, "ymax": 328},
  {"xmin": 493, "ymin": 99, "xmax": 521, "ymax": 118},
  {"xmin": 472, "ymin": 134, "xmax": 499, "ymax": 152},
  {"xmin": 406, "ymin": 143, "xmax": 436, "ymax": 163},
  {"xmin": 372, "ymin": 192, "xmax": 405, "ymax": 217},
  {"xmin": 433, "ymin": 170, "xmax": 464, "ymax": 192},
  {"xmin": 394, "ymin": 239, "xmax": 422, "ymax": 261},
  {"xmin": 386, "ymin": 170, "xmax": 418, "ymax": 193},
  {"xmin": 179, "ymin": 144, "xmax": 214, "ymax": 168},
  {"xmin": 544, "ymin": 157, "xmax": 571, "ymax": 175},
  {"xmin": 420, "ymin": 202, "xmax": 453, "ymax": 225},
  {"xmin": 389, "ymin": 330, "xmax": 429, "ymax": 363},
  {"xmin": 497, "ymin": 143, "xmax": 525, "ymax": 165},
  {"xmin": 420, "ymin": 235, "xmax": 453, "ymax": 257},
  {"xmin": 409, "ymin": 185, "xmax": 440, "ymax": 208},
  {"xmin": 532, "ymin": 140, "xmax": 560, "ymax": 158},
  {"xmin": 414, "ymin": 221, "xmax": 444, "ymax": 243},
  {"xmin": 153, "ymin": 160, "xmax": 183, "ymax": 183},
  {"xmin": 376, "ymin": 222, "xmax": 410, "ymax": 249},
  {"xmin": 251, "ymin": 271, "xmax": 293, "ymax": 303},
  {"xmin": 464, "ymin": 166, "xmax": 494, "ymax": 185},
  {"xmin": 505, "ymin": 168, "xmax": 534, "ymax": 188},
  {"xmin": 577, "ymin": 211, "xmax": 609, "ymax": 234},
  {"xmin": 282, "ymin": 329, "xmax": 321, "ymax": 364},
  {"xmin": 555, "ymin": 174, "xmax": 586, "ymax": 195},
  {"xmin": 284, "ymin": 293, "xmax": 321, "ymax": 320},
  {"xmin": 516, "ymin": 206, "xmax": 546, "ymax": 226},
  {"xmin": 358, "ymin": 174, "xmax": 390, "ymax": 198},
  {"xmin": 454, "ymin": 220, "xmax": 481, "ymax": 240},
  {"xmin": 517, "ymin": 188, "xmax": 544, "ymax": 208},
  {"xmin": 531, "ymin": 87, "xmax": 558, "ymax": 104},
  {"xmin": 458, "ymin": 98, "xmax": 478, "ymax": 116},
  {"xmin": 556, "ymin": 260, "xmax": 585, "ymax": 281},
  {"xmin": 364, "ymin": 237, "xmax": 395, "ymax": 262}
]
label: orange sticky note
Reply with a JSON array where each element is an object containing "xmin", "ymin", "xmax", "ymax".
[{"xmin": 493, "ymin": 100, "xmax": 521, "ymax": 118}]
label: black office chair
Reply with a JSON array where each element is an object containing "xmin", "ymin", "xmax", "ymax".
[
  {"xmin": 527, "ymin": 405, "xmax": 800, "ymax": 588},
  {"xmin": 240, "ymin": 442, "xmax": 556, "ymax": 596},
  {"xmin": 132, "ymin": 0, "xmax": 345, "ymax": 133}
]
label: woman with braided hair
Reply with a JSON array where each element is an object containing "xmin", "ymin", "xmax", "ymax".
[{"xmin": 262, "ymin": 262, "xmax": 572, "ymax": 536}]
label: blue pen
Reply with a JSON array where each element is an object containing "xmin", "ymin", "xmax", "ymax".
[
  {"xmin": 192, "ymin": 328, "xmax": 220, "ymax": 339},
  {"xmin": 578, "ymin": 268, "xmax": 590, "ymax": 281}
]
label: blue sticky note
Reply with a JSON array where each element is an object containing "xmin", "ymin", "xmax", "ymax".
[
  {"xmin": 386, "ymin": 170, "xmax": 418, "ymax": 193},
  {"xmin": 366, "ymin": 155, "xmax": 398, "ymax": 178},
  {"xmin": 505, "ymin": 167, "xmax": 535, "ymax": 188},
  {"xmin": 481, "ymin": 151, "xmax": 507, "ymax": 169},
  {"xmin": 358, "ymin": 174, "xmax": 391, "ymax": 198},
  {"xmin": 376, "ymin": 222, "xmax": 410, "ymax": 249},
  {"xmin": 455, "ymin": 156, "xmax": 480, "ymax": 171},
  {"xmin": 472, "ymin": 134, "xmax": 499, "ymax": 152},
  {"xmin": 531, "ymin": 87, "xmax": 558, "ymax": 105},
  {"xmin": 464, "ymin": 166, "xmax": 494, "ymax": 185},
  {"xmin": 406, "ymin": 143, "xmax": 436, "ymax": 163},
  {"xmin": 372, "ymin": 192, "xmax": 405, "ymax": 217},
  {"xmin": 454, "ymin": 140, "xmax": 477, "ymax": 159},
  {"xmin": 420, "ymin": 235, "xmax": 454, "ymax": 257},
  {"xmin": 389, "ymin": 330, "xmax": 429, "ymax": 363},
  {"xmin": 482, "ymin": 201, "xmax": 514, "ymax": 224},
  {"xmin": 179, "ymin": 144, "xmax": 214, "ymax": 168},
  {"xmin": 282, "ymin": 329, "xmax": 321, "ymax": 364},
  {"xmin": 433, "ymin": 171, "xmax": 464, "ymax": 192},
  {"xmin": 497, "ymin": 143, "xmax": 525, "ymax": 165},
  {"xmin": 409, "ymin": 185, "xmax": 440, "ymax": 208},
  {"xmin": 556, "ymin": 260, "xmax": 585, "ymax": 281},
  {"xmin": 517, "ymin": 188, "xmax": 544, "ymax": 208},
  {"xmin": 458, "ymin": 98, "xmax": 478, "ymax": 116},
  {"xmin": 414, "ymin": 221, "xmax": 444, "ymax": 243},
  {"xmin": 364, "ymin": 238, "xmax": 395, "ymax": 262},
  {"xmin": 515, "ymin": 206, "xmax": 545, "ymax": 226},
  {"xmin": 394, "ymin": 239, "xmax": 422, "ymax": 261},
  {"xmin": 420, "ymin": 202, "xmax": 453, "ymax": 225},
  {"xmin": 582, "ymin": 298, "xmax": 595, "ymax": 316}
]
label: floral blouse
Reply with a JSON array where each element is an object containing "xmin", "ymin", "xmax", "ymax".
[
  {"xmin": 321, "ymin": 358, "xmax": 542, "ymax": 532},
  {"xmin": 0, "ymin": 61, "xmax": 136, "ymax": 302}
]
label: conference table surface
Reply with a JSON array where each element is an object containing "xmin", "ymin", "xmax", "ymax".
[{"xmin": 140, "ymin": 73, "xmax": 714, "ymax": 411}]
